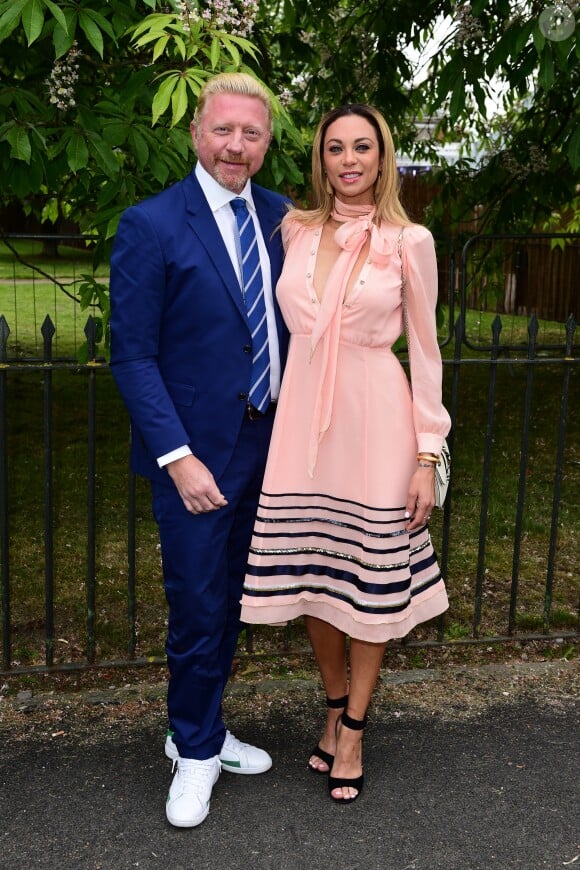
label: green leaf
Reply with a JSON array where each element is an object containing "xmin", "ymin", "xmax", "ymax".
[
  {"xmin": 435, "ymin": 55, "xmax": 462, "ymax": 108},
  {"xmin": 6, "ymin": 124, "xmax": 31, "ymax": 162},
  {"xmin": 568, "ymin": 125, "xmax": 580, "ymax": 171},
  {"xmin": 42, "ymin": 0, "xmax": 68, "ymax": 34},
  {"xmin": 0, "ymin": 0, "xmax": 28, "ymax": 41},
  {"xmin": 210, "ymin": 35, "xmax": 220, "ymax": 69},
  {"xmin": 22, "ymin": 0, "xmax": 44, "ymax": 45},
  {"xmin": 78, "ymin": 10, "xmax": 104, "ymax": 57},
  {"xmin": 276, "ymin": 152, "xmax": 304, "ymax": 186},
  {"xmin": 86, "ymin": 134, "xmax": 120, "ymax": 176},
  {"xmin": 102, "ymin": 121, "xmax": 130, "ymax": 147},
  {"xmin": 128, "ymin": 127, "xmax": 149, "ymax": 168},
  {"xmin": 66, "ymin": 130, "xmax": 89, "ymax": 171},
  {"xmin": 78, "ymin": 6, "xmax": 115, "ymax": 42},
  {"xmin": 97, "ymin": 178, "xmax": 123, "ymax": 209},
  {"xmin": 148, "ymin": 152, "xmax": 170, "ymax": 186},
  {"xmin": 152, "ymin": 34, "xmax": 169, "ymax": 62},
  {"xmin": 167, "ymin": 129, "xmax": 193, "ymax": 160},
  {"xmin": 537, "ymin": 45, "xmax": 554, "ymax": 90},
  {"xmin": 184, "ymin": 69, "xmax": 208, "ymax": 99},
  {"xmin": 171, "ymin": 77, "xmax": 188, "ymax": 127},
  {"xmin": 53, "ymin": 20, "xmax": 74, "ymax": 57},
  {"xmin": 270, "ymin": 152, "xmax": 284, "ymax": 186},
  {"xmin": 220, "ymin": 33, "xmax": 259, "ymax": 61},
  {"xmin": 472, "ymin": 79, "xmax": 487, "ymax": 116},
  {"xmin": 533, "ymin": 25, "xmax": 546, "ymax": 56},
  {"xmin": 512, "ymin": 19, "xmax": 535, "ymax": 59},
  {"xmin": 449, "ymin": 72, "xmax": 466, "ymax": 124},
  {"xmin": 151, "ymin": 73, "xmax": 179, "ymax": 126},
  {"xmin": 130, "ymin": 13, "xmax": 176, "ymax": 41},
  {"xmin": 105, "ymin": 213, "xmax": 121, "ymax": 240},
  {"xmin": 173, "ymin": 33, "xmax": 186, "ymax": 60}
]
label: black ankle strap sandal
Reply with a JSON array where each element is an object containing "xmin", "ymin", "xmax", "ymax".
[
  {"xmin": 340, "ymin": 710, "xmax": 367, "ymax": 730},
  {"xmin": 328, "ymin": 711, "xmax": 367, "ymax": 803},
  {"xmin": 326, "ymin": 694, "xmax": 349, "ymax": 709},
  {"xmin": 308, "ymin": 695, "xmax": 349, "ymax": 774}
]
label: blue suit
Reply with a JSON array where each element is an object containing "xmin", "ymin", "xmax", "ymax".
[{"xmin": 110, "ymin": 168, "xmax": 289, "ymax": 759}]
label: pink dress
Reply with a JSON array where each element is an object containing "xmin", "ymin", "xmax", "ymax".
[{"xmin": 240, "ymin": 212, "xmax": 451, "ymax": 642}]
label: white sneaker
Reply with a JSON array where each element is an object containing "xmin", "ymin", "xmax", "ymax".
[
  {"xmin": 165, "ymin": 729, "xmax": 272, "ymax": 775},
  {"xmin": 220, "ymin": 729, "xmax": 272, "ymax": 775},
  {"xmin": 165, "ymin": 756, "xmax": 220, "ymax": 828}
]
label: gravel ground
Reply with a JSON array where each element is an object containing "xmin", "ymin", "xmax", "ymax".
[
  {"xmin": 0, "ymin": 651, "xmax": 578, "ymax": 870},
  {"xmin": 1, "ymin": 652, "xmax": 577, "ymax": 746}
]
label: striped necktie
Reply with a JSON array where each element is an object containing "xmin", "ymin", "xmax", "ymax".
[{"xmin": 230, "ymin": 197, "xmax": 271, "ymax": 413}]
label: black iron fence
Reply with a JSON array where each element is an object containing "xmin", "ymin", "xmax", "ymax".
[{"xmin": 0, "ymin": 233, "xmax": 578, "ymax": 675}]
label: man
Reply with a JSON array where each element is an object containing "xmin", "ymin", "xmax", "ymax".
[{"xmin": 109, "ymin": 72, "xmax": 290, "ymax": 828}]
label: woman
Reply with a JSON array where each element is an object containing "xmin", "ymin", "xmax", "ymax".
[{"xmin": 240, "ymin": 104, "xmax": 451, "ymax": 803}]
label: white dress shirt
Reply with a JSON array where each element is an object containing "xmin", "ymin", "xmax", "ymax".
[{"xmin": 157, "ymin": 162, "xmax": 281, "ymax": 467}]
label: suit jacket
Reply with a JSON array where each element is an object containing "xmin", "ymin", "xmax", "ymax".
[{"xmin": 109, "ymin": 168, "xmax": 290, "ymax": 484}]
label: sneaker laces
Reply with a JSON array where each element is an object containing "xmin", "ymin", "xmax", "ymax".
[
  {"xmin": 173, "ymin": 757, "xmax": 217, "ymax": 790},
  {"xmin": 222, "ymin": 730, "xmax": 246, "ymax": 753}
]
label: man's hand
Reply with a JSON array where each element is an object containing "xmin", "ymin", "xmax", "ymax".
[{"xmin": 166, "ymin": 454, "xmax": 228, "ymax": 514}]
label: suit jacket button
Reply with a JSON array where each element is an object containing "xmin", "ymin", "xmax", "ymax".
[
  {"xmin": 243, "ymin": 345, "xmax": 251, "ymax": 353},
  {"xmin": 239, "ymin": 392, "xmax": 248, "ymax": 401}
]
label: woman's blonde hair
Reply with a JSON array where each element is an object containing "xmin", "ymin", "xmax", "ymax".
[
  {"xmin": 194, "ymin": 72, "xmax": 273, "ymax": 136},
  {"xmin": 289, "ymin": 104, "xmax": 411, "ymax": 228}
]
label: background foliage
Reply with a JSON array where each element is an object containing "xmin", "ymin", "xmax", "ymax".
[{"xmin": 0, "ymin": 0, "xmax": 578, "ymax": 244}]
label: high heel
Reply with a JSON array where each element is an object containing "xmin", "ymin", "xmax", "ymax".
[
  {"xmin": 308, "ymin": 694, "xmax": 348, "ymax": 774},
  {"xmin": 328, "ymin": 710, "xmax": 367, "ymax": 803}
]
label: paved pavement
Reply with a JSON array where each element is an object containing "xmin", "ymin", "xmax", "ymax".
[{"xmin": 0, "ymin": 664, "xmax": 578, "ymax": 870}]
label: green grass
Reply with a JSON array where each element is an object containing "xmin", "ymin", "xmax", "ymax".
[
  {"xmin": 0, "ymin": 238, "xmax": 107, "ymax": 357},
  {"xmin": 0, "ymin": 242, "xmax": 578, "ymax": 669}
]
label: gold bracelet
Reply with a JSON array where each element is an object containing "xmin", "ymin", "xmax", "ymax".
[
  {"xmin": 417, "ymin": 453, "xmax": 439, "ymax": 463},
  {"xmin": 417, "ymin": 460, "xmax": 436, "ymax": 469}
]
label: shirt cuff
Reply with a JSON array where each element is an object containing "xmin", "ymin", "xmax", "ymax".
[
  {"xmin": 416, "ymin": 435, "xmax": 447, "ymax": 456},
  {"xmin": 157, "ymin": 445, "xmax": 192, "ymax": 468}
]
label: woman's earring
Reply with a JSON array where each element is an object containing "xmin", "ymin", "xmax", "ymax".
[{"xmin": 325, "ymin": 176, "xmax": 333, "ymax": 196}]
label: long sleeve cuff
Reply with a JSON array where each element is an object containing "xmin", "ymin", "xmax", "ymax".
[{"xmin": 157, "ymin": 445, "xmax": 192, "ymax": 468}]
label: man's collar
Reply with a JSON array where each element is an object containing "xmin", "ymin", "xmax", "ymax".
[{"xmin": 195, "ymin": 162, "xmax": 254, "ymax": 211}]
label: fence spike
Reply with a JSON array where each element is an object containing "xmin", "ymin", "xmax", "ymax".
[
  {"xmin": 491, "ymin": 314, "xmax": 503, "ymax": 344},
  {"xmin": 41, "ymin": 315, "xmax": 55, "ymax": 363},
  {"xmin": 0, "ymin": 315, "xmax": 10, "ymax": 363},
  {"xmin": 84, "ymin": 315, "xmax": 96, "ymax": 360},
  {"xmin": 564, "ymin": 313, "xmax": 576, "ymax": 354}
]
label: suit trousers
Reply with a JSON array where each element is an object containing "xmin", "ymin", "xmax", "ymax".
[{"xmin": 151, "ymin": 411, "xmax": 274, "ymax": 760}]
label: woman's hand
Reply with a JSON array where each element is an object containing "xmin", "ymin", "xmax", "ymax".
[{"xmin": 405, "ymin": 465, "xmax": 436, "ymax": 530}]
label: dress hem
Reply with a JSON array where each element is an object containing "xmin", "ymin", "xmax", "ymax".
[{"xmin": 240, "ymin": 584, "xmax": 449, "ymax": 643}]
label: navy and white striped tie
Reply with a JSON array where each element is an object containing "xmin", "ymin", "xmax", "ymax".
[{"xmin": 230, "ymin": 197, "xmax": 271, "ymax": 413}]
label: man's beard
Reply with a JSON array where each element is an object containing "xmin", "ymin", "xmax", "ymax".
[{"xmin": 213, "ymin": 161, "xmax": 250, "ymax": 193}]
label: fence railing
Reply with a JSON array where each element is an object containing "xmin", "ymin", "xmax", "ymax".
[{"xmin": 0, "ymin": 234, "xmax": 578, "ymax": 675}]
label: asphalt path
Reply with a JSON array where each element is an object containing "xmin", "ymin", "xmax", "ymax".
[{"xmin": 1, "ymin": 682, "xmax": 578, "ymax": 870}]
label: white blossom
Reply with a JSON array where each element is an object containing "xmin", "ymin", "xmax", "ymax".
[
  {"xmin": 177, "ymin": 0, "xmax": 258, "ymax": 38},
  {"xmin": 46, "ymin": 43, "xmax": 80, "ymax": 112},
  {"xmin": 453, "ymin": 3, "xmax": 484, "ymax": 47}
]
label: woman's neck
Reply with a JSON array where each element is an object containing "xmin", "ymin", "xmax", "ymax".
[{"xmin": 331, "ymin": 197, "xmax": 375, "ymax": 222}]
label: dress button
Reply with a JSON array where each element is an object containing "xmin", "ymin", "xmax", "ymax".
[
  {"xmin": 238, "ymin": 392, "xmax": 248, "ymax": 401},
  {"xmin": 243, "ymin": 345, "xmax": 251, "ymax": 353},
  {"xmin": 306, "ymin": 272, "xmax": 311, "ymax": 278}
]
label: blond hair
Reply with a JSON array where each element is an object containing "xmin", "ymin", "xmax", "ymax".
[
  {"xmin": 194, "ymin": 72, "xmax": 273, "ymax": 134},
  {"xmin": 288, "ymin": 104, "xmax": 411, "ymax": 228}
]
